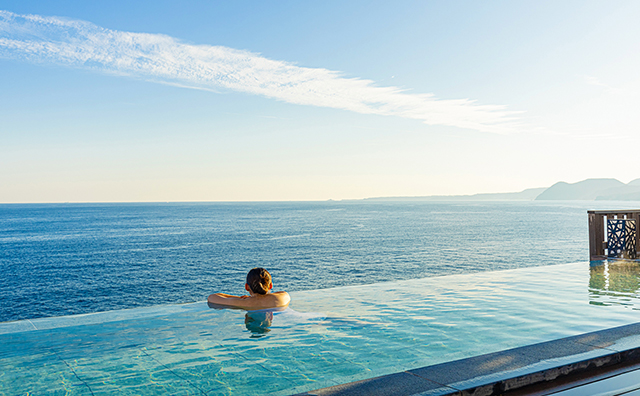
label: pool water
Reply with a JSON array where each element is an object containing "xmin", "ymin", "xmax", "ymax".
[{"xmin": 2, "ymin": 261, "xmax": 640, "ymax": 395}]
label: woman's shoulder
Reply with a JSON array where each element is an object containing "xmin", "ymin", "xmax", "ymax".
[{"xmin": 271, "ymin": 291, "xmax": 291, "ymax": 304}]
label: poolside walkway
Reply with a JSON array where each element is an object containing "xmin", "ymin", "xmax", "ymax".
[{"xmin": 295, "ymin": 322, "xmax": 640, "ymax": 396}]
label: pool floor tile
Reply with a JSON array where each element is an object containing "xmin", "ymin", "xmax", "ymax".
[{"xmin": 0, "ymin": 377, "xmax": 92, "ymax": 396}]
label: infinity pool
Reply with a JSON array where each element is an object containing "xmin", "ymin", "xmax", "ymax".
[{"xmin": 2, "ymin": 261, "xmax": 640, "ymax": 395}]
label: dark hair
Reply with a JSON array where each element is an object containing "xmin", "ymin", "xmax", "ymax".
[{"xmin": 246, "ymin": 268, "xmax": 272, "ymax": 295}]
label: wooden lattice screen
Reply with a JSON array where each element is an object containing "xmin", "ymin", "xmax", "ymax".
[{"xmin": 588, "ymin": 210, "xmax": 640, "ymax": 261}]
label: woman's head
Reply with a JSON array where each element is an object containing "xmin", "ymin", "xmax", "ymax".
[{"xmin": 246, "ymin": 268, "xmax": 272, "ymax": 295}]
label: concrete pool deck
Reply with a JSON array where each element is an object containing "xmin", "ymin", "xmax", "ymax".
[{"xmin": 297, "ymin": 322, "xmax": 640, "ymax": 396}]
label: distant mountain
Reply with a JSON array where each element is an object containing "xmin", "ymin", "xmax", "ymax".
[
  {"xmin": 595, "ymin": 183, "xmax": 640, "ymax": 200},
  {"xmin": 363, "ymin": 187, "xmax": 547, "ymax": 202},
  {"xmin": 360, "ymin": 178, "xmax": 640, "ymax": 202},
  {"xmin": 535, "ymin": 179, "xmax": 625, "ymax": 200},
  {"xmin": 461, "ymin": 187, "xmax": 548, "ymax": 201}
]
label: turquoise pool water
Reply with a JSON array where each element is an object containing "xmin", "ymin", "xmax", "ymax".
[{"xmin": 2, "ymin": 261, "xmax": 640, "ymax": 395}]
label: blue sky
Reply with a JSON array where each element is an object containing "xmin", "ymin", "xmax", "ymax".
[{"xmin": 1, "ymin": 1, "xmax": 640, "ymax": 202}]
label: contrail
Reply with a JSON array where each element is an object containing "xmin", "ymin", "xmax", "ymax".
[{"xmin": 0, "ymin": 10, "xmax": 520, "ymax": 133}]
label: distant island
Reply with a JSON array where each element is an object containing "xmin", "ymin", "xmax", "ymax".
[{"xmin": 363, "ymin": 178, "xmax": 640, "ymax": 201}]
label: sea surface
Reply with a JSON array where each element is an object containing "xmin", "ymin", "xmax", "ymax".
[{"xmin": 2, "ymin": 200, "xmax": 639, "ymax": 322}]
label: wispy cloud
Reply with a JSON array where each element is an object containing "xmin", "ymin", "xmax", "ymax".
[
  {"xmin": 583, "ymin": 75, "xmax": 625, "ymax": 94},
  {"xmin": 0, "ymin": 10, "xmax": 519, "ymax": 133},
  {"xmin": 584, "ymin": 75, "xmax": 610, "ymax": 88}
]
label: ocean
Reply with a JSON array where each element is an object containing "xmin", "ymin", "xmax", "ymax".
[{"xmin": 2, "ymin": 200, "xmax": 638, "ymax": 323}]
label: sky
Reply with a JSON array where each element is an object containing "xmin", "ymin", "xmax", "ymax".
[{"xmin": 1, "ymin": 1, "xmax": 640, "ymax": 202}]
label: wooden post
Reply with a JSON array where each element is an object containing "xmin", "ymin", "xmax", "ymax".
[
  {"xmin": 632, "ymin": 212, "xmax": 640, "ymax": 258},
  {"xmin": 588, "ymin": 211, "xmax": 605, "ymax": 261}
]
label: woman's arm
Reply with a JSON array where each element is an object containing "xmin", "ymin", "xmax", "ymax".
[
  {"xmin": 207, "ymin": 293, "xmax": 249, "ymax": 306},
  {"xmin": 207, "ymin": 291, "xmax": 290, "ymax": 309}
]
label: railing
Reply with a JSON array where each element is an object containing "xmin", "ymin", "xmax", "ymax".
[{"xmin": 588, "ymin": 210, "xmax": 640, "ymax": 261}]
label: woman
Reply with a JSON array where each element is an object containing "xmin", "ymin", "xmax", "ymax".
[{"xmin": 208, "ymin": 267, "xmax": 290, "ymax": 310}]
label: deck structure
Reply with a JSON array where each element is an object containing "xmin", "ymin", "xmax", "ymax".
[{"xmin": 588, "ymin": 210, "xmax": 640, "ymax": 261}]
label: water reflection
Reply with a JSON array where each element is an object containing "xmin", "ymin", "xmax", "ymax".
[
  {"xmin": 244, "ymin": 311, "xmax": 274, "ymax": 338},
  {"xmin": 589, "ymin": 260, "xmax": 640, "ymax": 309},
  {"xmin": 207, "ymin": 302, "xmax": 279, "ymax": 338}
]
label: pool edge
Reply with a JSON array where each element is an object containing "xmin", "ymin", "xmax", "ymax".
[{"xmin": 294, "ymin": 322, "xmax": 640, "ymax": 396}]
